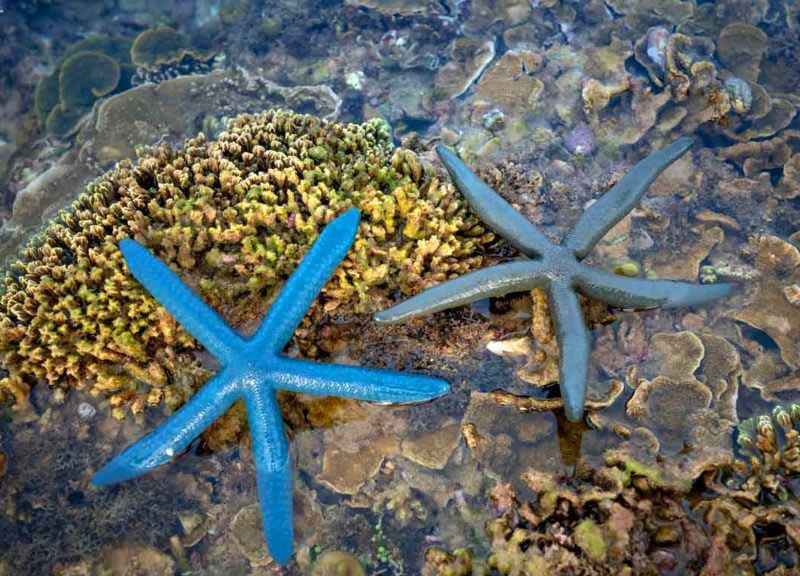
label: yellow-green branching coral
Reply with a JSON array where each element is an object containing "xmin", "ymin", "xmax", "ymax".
[{"xmin": 0, "ymin": 110, "xmax": 494, "ymax": 418}]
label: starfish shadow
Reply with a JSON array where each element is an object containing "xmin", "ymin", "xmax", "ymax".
[
  {"xmin": 375, "ymin": 137, "xmax": 734, "ymax": 422},
  {"xmin": 92, "ymin": 208, "xmax": 449, "ymax": 564}
]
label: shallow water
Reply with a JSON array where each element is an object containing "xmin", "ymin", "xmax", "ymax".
[{"xmin": 1, "ymin": 1, "xmax": 800, "ymax": 575}]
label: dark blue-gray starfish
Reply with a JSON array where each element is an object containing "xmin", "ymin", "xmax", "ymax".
[
  {"xmin": 375, "ymin": 137, "xmax": 733, "ymax": 422},
  {"xmin": 93, "ymin": 208, "xmax": 449, "ymax": 564}
]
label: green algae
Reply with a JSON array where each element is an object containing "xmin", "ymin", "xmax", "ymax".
[{"xmin": 573, "ymin": 519, "xmax": 607, "ymax": 562}]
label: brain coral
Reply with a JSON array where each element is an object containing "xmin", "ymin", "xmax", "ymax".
[{"xmin": 0, "ymin": 110, "xmax": 493, "ymax": 418}]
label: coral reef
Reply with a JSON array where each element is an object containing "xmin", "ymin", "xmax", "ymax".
[
  {"xmin": 34, "ymin": 36, "xmax": 134, "ymax": 137},
  {"xmin": 424, "ymin": 451, "xmax": 800, "ymax": 576},
  {"xmin": 311, "ymin": 550, "xmax": 365, "ymax": 576},
  {"xmin": 33, "ymin": 26, "xmax": 215, "ymax": 139},
  {"xmin": 0, "ymin": 109, "xmax": 492, "ymax": 420},
  {"xmin": 589, "ymin": 329, "xmax": 742, "ymax": 487},
  {"xmin": 131, "ymin": 27, "xmax": 204, "ymax": 70},
  {"xmin": 737, "ymin": 404, "xmax": 800, "ymax": 480},
  {"xmin": 735, "ymin": 235, "xmax": 800, "ymax": 400},
  {"xmin": 3, "ymin": 0, "xmax": 800, "ymax": 573}
]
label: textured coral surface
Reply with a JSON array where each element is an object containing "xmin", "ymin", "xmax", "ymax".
[{"xmin": 0, "ymin": 110, "xmax": 492, "ymax": 419}]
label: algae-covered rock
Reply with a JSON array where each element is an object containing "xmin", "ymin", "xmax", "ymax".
[
  {"xmin": 311, "ymin": 551, "xmax": 365, "ymax": 576},
  {"xmin": 434, "ymin": 39, "xmax": 495, "ymax": 100},
  {"xmin": 400, "ymin": 420, "xmax": 461, "ymax": 469},
  {"xmin": 734, "ymin": 235, "xmax": 800, "ymax": 374},
  {"xmin": 717, "ymin": 23, "xmax": 768, "ymax": 84},
  {"xmin": 318, "ymin": 444, "xmax": 387, "ymax": 495},
  {"xmin": 573, "ymin": 519, "xmax": 607, "ymax": 562},
  {"xmin": 424, "ymin": 547, "xmax": 480, "ymax": 576},
  {"xmin": 0, "ymin": 110, "xmax": 493, "ymax": 418},
  {"xmin": 101, "ymin": 545, "xmax": 175, "ymax": 576},
  {"xmin": 440, "ymin": 463, "xmax": 780, "ymax": 574},
  {"xmin": 230, "ymin": 504, "xmax": 276, "ymax": 567},
  {"xmin": 474, "ymin": 51, "xmax": 544, "ymax": 112}
]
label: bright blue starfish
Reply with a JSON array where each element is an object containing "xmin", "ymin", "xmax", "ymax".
[
  {"xmin": 93, "ymin": 208, "xmax": 449, "ymax": 564},
  {"xmin": 375, "ymin": 137, "xmax": 734, "ymax": 422}
]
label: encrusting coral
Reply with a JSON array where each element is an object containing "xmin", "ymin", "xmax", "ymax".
[
  {"xmin": 33, "ymin": 28, "xmax": 216, "ymax": 138},
  {"xmin": 424, "ymin": 450, "xmax": 800, "ymax": 576},
  {"xmin": 0, "ymin": 110, "xmax": 493, "ymax": 419},
  {"xmin": 34, "ymin": 35, "xmax": 135, "ymax": 137},
  {"xmin": 129, "ymin": 26, "xmax": 217, "ymax": 83}
]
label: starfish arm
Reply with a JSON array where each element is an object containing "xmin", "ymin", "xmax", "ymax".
[
  {"xmin": 564, "ymin": 136, "xmax": 694, "ymax": 260},
  {"xmin": 270, "ymin": 357, "xmax": 449, "ymax": 404},
  {"xmin": 249, "ymin": 208, "xmax": 360, "ymax": 354},
  {"xmin": 575, "ymin": 266, "xmax": 734, "ymax": 309},
  {"xmin": 92, "ymin": 369, "xmax": 241, "ymax": 486},
  {"xmin": 243, "ymin": 386, "xmax": 293, "ymax": 564},
  {"xmin": 120, "ymin": 239, "xmax": 245, "ymax": 364},
  {"xmin": 436, "ymin": 144, "xmax": 554, "ymax": 258},
  {"xmin": 374, "ymin": 260, "xmax": 549, "ymax": 323},
  {"xmin": 547, "ymin": 281, "xmax": 590, "ymax": 423}
]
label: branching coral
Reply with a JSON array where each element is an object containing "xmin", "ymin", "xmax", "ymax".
[
  {"xmin": 0, "ymin": 110, "xmax": 493, "ymax": 418},
  {"xmin": 737, "ymin": 404, "xmax": 800, "ymax": 480}
]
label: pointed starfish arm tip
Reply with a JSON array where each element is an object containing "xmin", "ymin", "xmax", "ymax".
[
  {"xmin": 565, "ymin": 136, "xmax": 694, "ymax": 259},
  {"xmin": 254, "ymin": 454, "xmax": 294, "ymax": 564},
  {"xmin": 576, "ymin": 267, "xmax": 733, "ymax": 309},
  {"xmin": 250, "ymin": 208, "xmax": 361, "ymax": 353},
  {"xmin": 93, "ymin": 372, "xmax": 240, "ymax": 486},
  {"xmin": 272, "ymin": 358, "xmax": 449, "ymax": 403},
  {"xmin": 92, "ymin": 457, "xmax": 141, "ymax": 486},
  {"xmin": 245, "ymin": 390, "xmax": 293, "ymax": 563},
  {"xmin": 658, "ymin": 280, "xmax": 734, "ymax": 308},
  {"xmin": 435, "ymin": 144, "xmax": 554, "ymax": 258},
  {"xmin": 548, "ymin": 282, "xmax": 590, "ymax": 422},
  {"xmin": 374, "ymin": 261, "xmax": 548, "ymax": 323}
]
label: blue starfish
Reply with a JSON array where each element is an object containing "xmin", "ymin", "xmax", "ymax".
[
  {"xmin": 375, "ymin": 137, "xmax": 733, "ymax": 422},
  {"xmin": 93, "ymin": 208, "xmax": 449, "ymax": 564}
]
